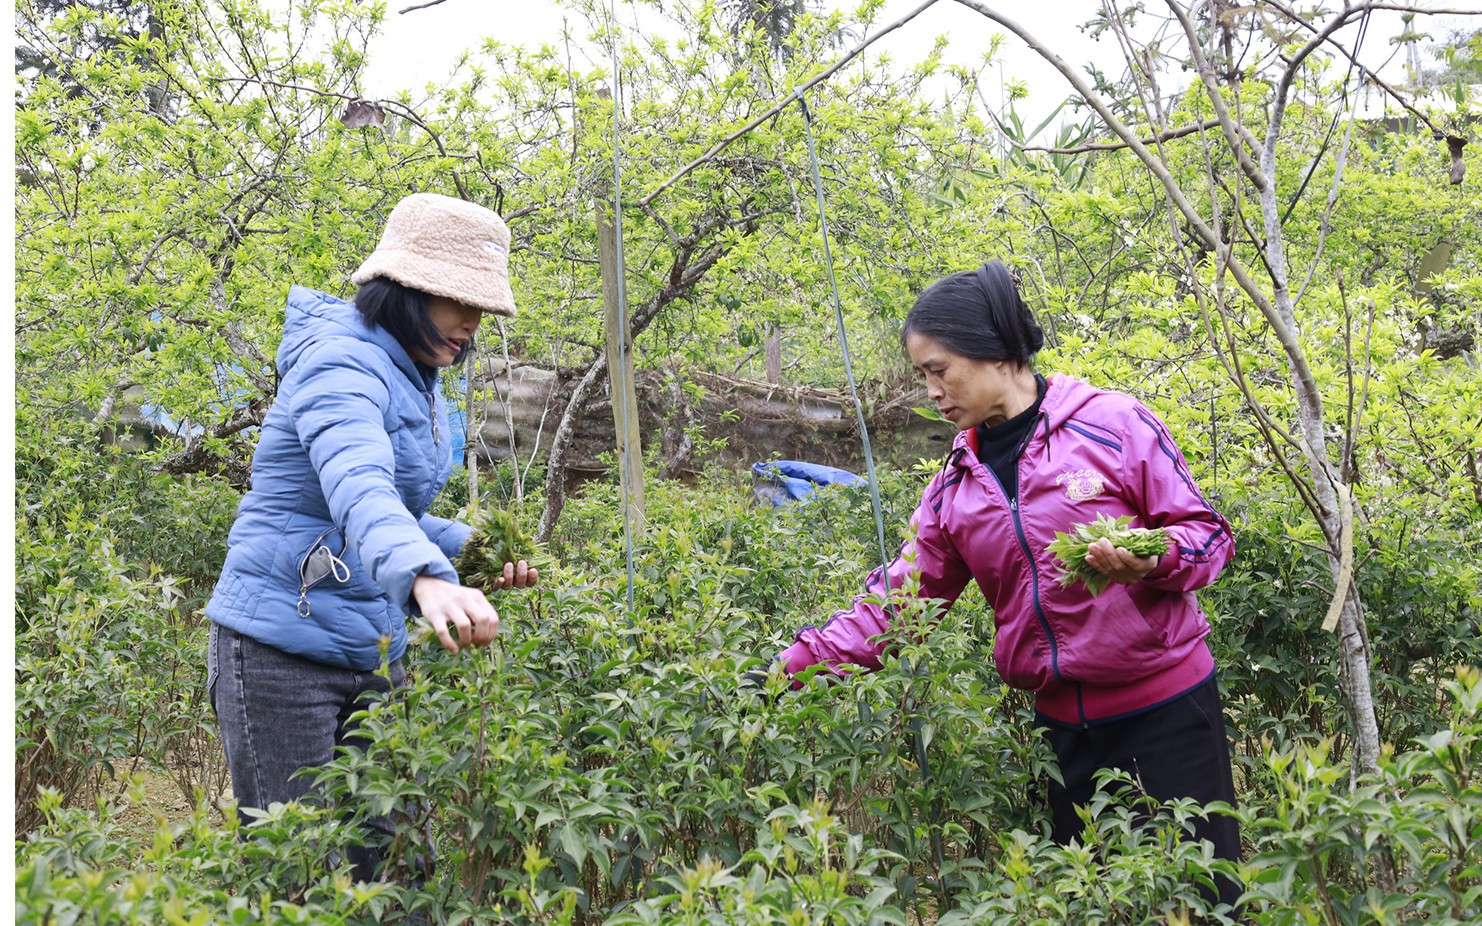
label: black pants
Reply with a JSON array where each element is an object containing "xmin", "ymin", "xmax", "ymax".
[
  {"xmin": 1043, "ymin": 676, "xmax": 1242, "ymax": 909},
  {"xmin": 208, "ymin": 622, "xmax": 405, "ymax": 882}
]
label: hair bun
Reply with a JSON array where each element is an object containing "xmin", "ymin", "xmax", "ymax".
[
  {"xmin": 1025, "ymin": 319, "xmax": 1045, "ymax": 357},
  {"xmin": 901, "ymin": 259, "xmax": 1044, "ymax": 365},
  {"xmin": 978, "ymin": 261, "xmax": 1043, "ymax": 362}
]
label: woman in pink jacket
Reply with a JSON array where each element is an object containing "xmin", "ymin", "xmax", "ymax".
[{"xmin": 775, "ymin": 261, "xmax": 1240, "ymax": 905}]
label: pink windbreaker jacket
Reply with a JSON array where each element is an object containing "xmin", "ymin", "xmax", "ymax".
[{"xmin": 778, "ymin": 374, "xmax": 1234, "ymax": 727}]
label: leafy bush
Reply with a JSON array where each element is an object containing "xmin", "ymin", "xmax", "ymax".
[
  {"xmin": 17, "ymin": 787, "xmax": 389, "ymax": 924},
  {"xmin": 1208, "ymin": 481, "xmax": 1482, "ymax": 771},
  {"xmin": 16, "ymin": 463, "xmax": 1482, "ymax": 924},
  {"xmin": 305, "ymin": 569, "xmax": 1042, "ymax": 920},
  {"xmin": 14, "ymin": 417, "xmax": 238, "ymax": 831},
  {"xmin": 1236, "ymin": 668, "xmax": 1482, "ymax": 925},
  {"xmin": 15, "ymin": 509, "xmax": 166, "ymax": 832}
]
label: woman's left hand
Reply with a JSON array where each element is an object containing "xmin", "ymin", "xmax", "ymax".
[
  {"xmin": 1084, "ymin": 538, "xmax": 1160, "ymax": 586},
  {"xmin": 493, "ymin": 559, "xmax": 540, "ymax": 591}
]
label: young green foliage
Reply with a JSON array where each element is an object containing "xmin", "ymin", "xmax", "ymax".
[
  {"xmin": 455, "ymin": 507, "xmax": 547, "ymax": 594},
  {"xmin": 1047, "ymin": 513, "xmax": 1168, "ymax": 597}
]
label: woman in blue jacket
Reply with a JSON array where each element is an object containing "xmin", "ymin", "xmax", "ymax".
[{"xmin": 206, "ymin": 193, "xmax": 537, "ymax": 879}]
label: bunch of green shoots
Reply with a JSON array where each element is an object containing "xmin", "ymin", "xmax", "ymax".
[
  {"xmin": 455, "ymin": 507, "xmax": 547, "ymax": 595},
  {"xmin": 1047, "ymin": 513, "xmax": 1168, "ymax": 597}
]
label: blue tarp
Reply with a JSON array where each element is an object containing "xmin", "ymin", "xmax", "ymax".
[
  {"xmin": 751, "ymin": 460, "xmax": 863, "ymax": 506},
  {"xmin": 448, "ymin": 401, "xmax": 468, "ymax": 468}
]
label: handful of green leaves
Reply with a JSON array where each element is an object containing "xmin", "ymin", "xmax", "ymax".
[
  {"xmin": 1047, "ymin": 513, "xmax": 1169, "ymax": 597},
  {"xmin": 455, "ymin": 507, "xmax": 546, "ymax": 594}
]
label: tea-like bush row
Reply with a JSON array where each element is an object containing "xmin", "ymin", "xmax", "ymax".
[{"xmin": 16, "ymin": 464, "xmax": 1482, "ymax": 924}]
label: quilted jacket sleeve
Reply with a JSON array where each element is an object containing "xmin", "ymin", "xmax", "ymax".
[
  {"xmin": 289, "ymin": 341, "xmax": 459, "ymax": 611},
  {"xmin": 1123, "ymin": 403, "xmax": 1235, "ymax": 592},
  {"xmin": 778, "ymin": 470, "xmax": 973, "ymax": 681},
  {"xmin": 420, "ymin": 513, "xmax": 473, "ymax": 563}
]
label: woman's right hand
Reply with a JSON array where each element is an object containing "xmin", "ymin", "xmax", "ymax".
[
  {"xmin": 412, "ymin": 575, "xmax": 499, "ymax": 654},
  {"xmin": 1084, "ymin": 537, "xmax": 1161, "ymax": 586}
]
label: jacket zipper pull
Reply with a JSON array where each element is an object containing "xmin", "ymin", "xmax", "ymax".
[{"xmin": 429, "ymin": 394, "xmax": 440, "ymax": 447}]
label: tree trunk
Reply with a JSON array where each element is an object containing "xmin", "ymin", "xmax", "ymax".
[
  {"xmin": 658, "ymin": 370, "xmax": 697, "ymax": 480},
  {"xmin": 1262, "ymin": 175, "xmax": 1384, "ymax": 782},
  {"xmin": 535, "ymin": 205, "xmax": 762, "ymax": 540},
  {"xmin": 535, "ymin": 360, "xmax": 608, "ymax": 543}
]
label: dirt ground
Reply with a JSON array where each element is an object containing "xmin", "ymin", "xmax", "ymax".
[{"xmin": 112, "ymin": 757, "xmax": 234, "ymax": 840}]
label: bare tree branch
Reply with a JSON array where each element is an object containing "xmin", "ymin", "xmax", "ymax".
[
  {"xmin": 638, "ymin": 0, "xmax": 941, "ymax": 206},
  {"xmin": 1166, "ymin": 104, "xmax": 1331, "ymax": 528},
  {"xmin": 92, "ymin": 381, "xmax": 139, "ymax": 429},
  {"xmin": 206, "ymin": 76, "xmax": 472, "ymax": 199},
  {"xmin": 953, "ymin": 0, "xmax": 1323, "ymax": 419},
  {"xmin": 154, "ymin": 398, "xmax": 270, "ymax": 479},
  {"xmin": 1261, "ymin": 0, "xmax": 1468, "ymax": 142},
  {"xmin": 217, "ymin": 316, "xmax": 277, "ymax": 398},
  {"xmin": 1293, "ymin": 99, "xmax": 1362, "ymax": 306},
  {"xmin": 126, "ymin": 229, "xmax": 186, "ymax": 286},
  {"xmin": 1015, "ymin": 118, "xmax": 1223, "ymax": 154},
  {"xmin": 1162, "ymin": 1, "xmax": 1268, "ymax": 192}
]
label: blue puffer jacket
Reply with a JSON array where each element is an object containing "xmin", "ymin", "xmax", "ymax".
[{"xmin": 206, "ymin": 286, "xmax": 471, "ymax": 670}]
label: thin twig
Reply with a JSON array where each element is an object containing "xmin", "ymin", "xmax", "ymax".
[
  {"xmin": 1293, "ymin": 97, "xmax": 1362, "ymax": 306},
  {"xmin": 206, "ymin": 75, "xmax": 470, "ymax": 199},
  {"xmin": 1163, "ymin": 0, "xmax": 1267, "ymax": 192},
  {"xmin": 207, "ymin": 75, "xmax": 364, "ymax": 104},
  {"xmin": 1178, "ymin": 123, "xmax": 1330, "ymax": 530}
]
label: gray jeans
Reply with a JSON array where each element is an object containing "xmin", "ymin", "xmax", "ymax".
[{"xmin": 208, "ymin": 621, "xmax": 406, "ymax": 881}]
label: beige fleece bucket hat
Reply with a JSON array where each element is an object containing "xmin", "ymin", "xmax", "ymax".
[{"xmin": 352, "ymin": 193, "xmax": 516, "ymax": 317}]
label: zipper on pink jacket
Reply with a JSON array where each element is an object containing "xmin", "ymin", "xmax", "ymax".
[
  {"xmin": 967, "ymin": 418, "xmax": 1066, "ymax": 698},
  {"xmin": 999, "ymin": 408, "xmax": 1088, "ymax": 728},
  {"xmin": 1006, "ymin": 493, "xmax": 1064, "ymax": 688}
]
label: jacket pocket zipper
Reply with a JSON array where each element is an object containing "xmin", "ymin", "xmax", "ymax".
[{"xmin": 297, "ymin": 526, "xmax": 350, "ymax": 618}]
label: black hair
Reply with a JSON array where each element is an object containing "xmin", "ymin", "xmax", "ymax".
[
  {"xmin": 354, "ymin": 277, "xmax": 472, "ymax": 367},
  {"xmin": 900, "ymin": 260, "xmax": 1043, "ymax": 366}
]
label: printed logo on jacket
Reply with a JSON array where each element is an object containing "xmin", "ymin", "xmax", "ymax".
[{"xmin": 1056, "ymin": 468, "xmax": 1106, "ymax": 501}]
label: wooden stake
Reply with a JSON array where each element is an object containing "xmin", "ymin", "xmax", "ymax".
[{"xmin": 597, "ymin": 198, "xmax": 646, "ymax": 532}]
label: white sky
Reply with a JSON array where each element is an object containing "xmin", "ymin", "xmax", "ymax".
[
  {"xmin": 361, "ymin": 0, "xmax": 1138, "ymax": 120},
  {"xmin": 362, "ymin": 0, "xmax": 1482, "ymax": 129}
]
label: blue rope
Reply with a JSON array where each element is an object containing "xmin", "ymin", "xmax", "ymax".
[
  {"xmin": 797, "ymin": 94, "xmax": 893, "ymax": 598},
  {"xmin": 609, "ymin": 0, "xmax": 637, "ymax": 618},
  {"xmin": 801, "ymin": 92, "xmax": 948, "ymax": 906}
]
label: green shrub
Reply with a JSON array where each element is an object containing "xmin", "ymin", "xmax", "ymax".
[
  {"xmin": 17, "ymin": 787, "xmax": 390, "ymax": 924},
  {"xmin": 16, "ymin": 464, "xmax": 1482, "ymax": 925},
  {"xmin": 1239, "ymin": 668, "xmax": 1482, "ymax": 925},
  {"xmin": 14, "ymin": 420, "xmax": 237, "ymax": 833},
  {"xmin": 1209, "ymin": 482, "xmax": 1482, "ymax": 776},
  {"xmin": 15, "ymin": 509, "xmax": 181, "ymax": 832}
]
